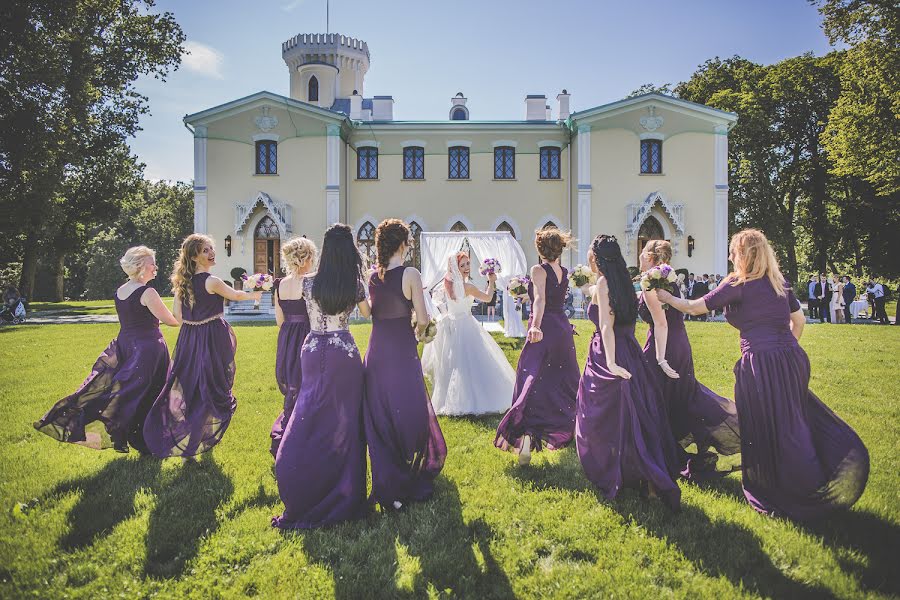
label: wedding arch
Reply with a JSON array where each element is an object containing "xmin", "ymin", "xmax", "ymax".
[{"xmin": 419, "ymin": 230, "xmax": 528, "ymax": 338}]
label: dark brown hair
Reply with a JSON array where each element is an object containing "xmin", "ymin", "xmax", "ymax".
[
  {"xmin": 535, "ymin": 226, "xmax": 573, "ymax": 262},
  {"xmin": 374, "ymin": 218, "xmax": 410, "ymax": 280}
]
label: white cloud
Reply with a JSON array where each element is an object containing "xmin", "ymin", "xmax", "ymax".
[
  {"xmin": 282, "ymin": 0, "xmax": 305, "ymax": 11},
  {"xmin": 182, "ymin": 41, "xmax": 224, "ymax": 79}
]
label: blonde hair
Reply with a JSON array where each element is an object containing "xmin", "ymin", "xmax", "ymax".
[
  {"xmin": 642, "ymin": 239, "xmax": 672, "ymax": 265},
  {"xmin": 728, "ymin": 229, "xmax": 786, "ymax": 297},
  {"xmin": 171, "ymin": 234, "xmax": 214, "ymax": 307},
  {"xmin": 535, "ymin": 226, "xmax": 574, "ymax": 262},
  {"xmin": 281, "ymin": 237, "xmax": 317, "ymax": 276},
  {"xmin": 120, "ymin": 246, "xmax": 155, "ymax": 279}
]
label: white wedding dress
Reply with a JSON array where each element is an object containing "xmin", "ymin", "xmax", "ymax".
[{"xmin": 422, "ymin": 254, "xmax": 516, "ymax": 415}]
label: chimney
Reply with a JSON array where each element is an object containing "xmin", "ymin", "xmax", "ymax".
[
  {"xmin": 450, "ymin": 92, "xmax": 469, "ymax": 120},
  {"xmin": 525, "ymin": 94, "xmax": 546, "ymax": 121},
  {"xmin": 350, "ymin": 90, "xmax": 362, "ymax": 120},
  {"xmin": 557, "ymin": 89, "xmax": 571, "ymax": 121},
  {"xmin": 372, "ymin": 96, "xmax": 393, "ymax": 120},
  {"xmin": 545, "ymin": 104, "xmax": 552, "ymax": 120}
]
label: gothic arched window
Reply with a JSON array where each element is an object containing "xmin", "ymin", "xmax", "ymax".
[
  {"xmin": 637, "ymin": 215, "xmax": 666, "ymax": 257},
  {"xmin": 308, "ymin": 76, "xmax": 319, "ymax": 102},
  {"xmin": 405, "ymin": 221, "xmax": 422, "ymax": 270},
  {"xmin": 451, "ymin": 107, "xmax": 467, "ymax": 120},
  {"xmin": 357, "ymin": 221, "xmax": 376, "ymax": 266},
  {"xmin": 496, "ymin": 221, "xmax": 515, "ymax": 237},
  {"xmin": 450, "ymin": 221, "xmax": 468, "ymax": 232},
  {"xmin": 542, "ymin": 221, "xmax": 557, "ymax": 230}
]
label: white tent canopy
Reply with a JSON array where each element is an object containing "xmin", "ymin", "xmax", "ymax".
[{"xmin": 420, "ymin": 231, "xmax": 528, "ymax": 338}]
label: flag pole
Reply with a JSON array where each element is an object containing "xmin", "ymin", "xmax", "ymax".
[{"xmin": 326, "ymin": 0, "xmax": 329, "ymax": 34}]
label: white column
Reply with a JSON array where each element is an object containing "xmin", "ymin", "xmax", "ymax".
[
  {"xmin": 713, "ymin": 124, "xmax": 729, "ymax": 276},
  {"xmin": 576, "ymin": 124, "xmax": 592, "ymax": 261},
  {"xmin": 325, "ymin": 123, "xmax": 341, "ymax": 228},
  {"xmin": 193, "ymin": 125, "xmax": 208, "ymax": 233}
]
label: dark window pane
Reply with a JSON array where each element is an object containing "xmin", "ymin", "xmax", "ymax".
[
  {"xmin": 358, "ymin": 147, "xmax": 378, "ymax": 179},
  {"xmin": 308, "ymin": 76, "xmax": 319, "ymax": 102},
  {"xmin": 494, "ymin": 147, "xmax": 514, "ymax": 179}
]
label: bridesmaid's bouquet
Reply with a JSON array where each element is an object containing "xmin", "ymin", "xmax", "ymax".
[
  {"xmin": 241, "ymin": 273, "xmax": 274, "ymax": 291},
  {"xmin": 411, "ymin": 312, "xmax": 438, "ymax": 344},
  {"xmin": 507, "ymin": 275, "xmax": 530, "ymax": 299},
  {"xmin": 479, "ymin": 258, "xmax": 502, "ymax": 277},
  {"xmin": 568, "ymin": 264, "xmax": 596, "ymax": 288},
  {"xmin": 639, "ymin": 263, "xmax": 677, "ymax": 308}
]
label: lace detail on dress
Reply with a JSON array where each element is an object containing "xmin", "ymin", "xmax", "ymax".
[{"xmin": 302, "ymin": 274, "xmax": 365, "ymax": 333}]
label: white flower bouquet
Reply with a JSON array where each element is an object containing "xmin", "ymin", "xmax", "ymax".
[
  {"xmin": 507, "ymin": 275, "xmax": 530, "ymax": 299},
  {"xmin": 411, "ymin": 312, "xmax": 438, "ymax": 344},
  {"xmin": 639, "ymin": 263, "xmax": 678, "ymax": 308},
  {"xmin": 568, "ymin": 264, "xmax": 596, "ymax": 288},
  {"xmin": 241, "ymin": 273, "xmax": 274, "ymax": 291},
  {"xmin": 479, "ymin": 258, "xmax": 502, "ymax": 277}
]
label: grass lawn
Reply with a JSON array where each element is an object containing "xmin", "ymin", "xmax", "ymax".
[
  {"xmin": 28, "ymin": 298, "xmax": 175, "ymax": 317},
  {"xmin": 0, "ymin": 320, "xmax": 897, "ymax": 599}
]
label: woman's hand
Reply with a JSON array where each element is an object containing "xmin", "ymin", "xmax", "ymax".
[
  {"xmin": 250, "ymin": 290, "xmax": 263, "ymax": 301},
  {"xmin": 607, "ymin": 363, "xmax": 632, "ymax": 379},
  {"xmin": 527, "ymin": 326, "xmax": 543, "ymax": 343},
  {"xmin": 657, "ymin": 359, "xmax": 680, "ymax": 379},
  {"xmin": 657, "ymin": 289, "xmax": 674, "ymax": 304},
  {"xmin": 488, "ymin": 273, "xmax": 497, "ymax": 284}
]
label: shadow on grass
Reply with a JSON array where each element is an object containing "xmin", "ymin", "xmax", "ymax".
[
  {"xmin": 144, "ymin": 454, "xmax": 234, "ymax": 578},
  {"xmin": 297, "ymin": 478, "xmax": 514, "ymax": 599},
  {"xmin": 507, "ymin": 447, "xmax": 834, "ymax": 599}
]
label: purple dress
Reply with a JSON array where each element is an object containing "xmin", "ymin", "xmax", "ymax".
[
  {"xmin": 703, "ymin": 278, "xmax": 869, "ymax": 520},
  {"xmin": 364, "ymin": 267, "xmax": 446, "ymax": 508},
  {"xmin": 34, "ymin": 285, "xmax": 169, "ymax": 453},
  {"xmin": 272, "ymin": 275, "xmax": 369, "ymax": 529},
  {"xmin": 270, "ymin": 278, "xmax": 310, "ymax": 457},
  {"xmin": 495, "ymin": 263, "xmax": 579, "ymax": 453},
  {"xmin": 576, "ymin": 303, "xmax": 681, "ymax": 510},
  {"xmin": 144, "ymin": 272, "xmax": 237, "ymax": 458},
  {"xmin": 638, "ymin": 288, "xmax": 741, "ymax": 479}
]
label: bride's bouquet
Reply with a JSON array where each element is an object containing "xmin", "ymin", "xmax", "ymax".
[
  {"xmin": 568, "ymin": 264, "xmax": 596, "ymax": 288},
  {"xmin": 479, "ymin": 258, "xmax": 502, "ymax": 277},
  {"xmin": 241, "ymin": 273, "xmax": 274, "ymax": 291},
  {"xmin": 411, "ymin": 311, "xmax": 438, "ymax": 344},
  {"xmin": 639, "ymin": 263, "xmax": 677, "ymax": 308},
  {"xmin": 507, "ymin": 275, "xmax": 530, "ymax": 299}
]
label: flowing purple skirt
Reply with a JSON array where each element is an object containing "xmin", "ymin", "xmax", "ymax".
[
  {"xmin": 495, "ymin": 311, "xmax": 579, "ymax": 453},
  {"xmin": 735, "ymin": 340, "xmax": 869, "ymax": 520},
  {"xmin": 645, "ymin": 332, "xmax": 741, "ymax": 480},
  {"xmin": 576, "ymin": 328, "xmax": 681, "ymax": 510},
  {"xmin": 270, "ymin": 318, "xmax": 310, "ymax": 456},
  {"xmin": 143, "ymin": 318, "xmax": 237, "ymax": 458},
  {"xmin": 34, "ymin": 330, "xmax": 169, "ymax": 452},
  {"xmin": 273, "ymin": 331, "xmax": 368, "ymax": 529},
  {"xmin": 364, "ymin": 317, "xmax": 446, "ymax": 508}
]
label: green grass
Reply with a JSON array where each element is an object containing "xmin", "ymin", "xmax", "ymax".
[
  {"xmin": 0, "ymin": 321, "xmax": 897, "ymax": 599},
  {"xmin": 29, "ymin": 298, "xmax": 175, "ymax": 317}
]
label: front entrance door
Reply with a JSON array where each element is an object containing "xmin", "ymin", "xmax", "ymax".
[
  {"xmin": 637, "ymin": 215, "xmax": 666, "ymax": 259},
  {"xmin": 253, "ymin": 216, "xmax": 281, "ymax": 275}
]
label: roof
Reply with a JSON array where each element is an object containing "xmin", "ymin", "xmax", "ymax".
[
  {"xmin": 570, "ymin": 92, "xmax": 738, "ymax": 127},
  {"xmin": 329, "ymin": 98, "xmax": 374, "ymax": 115},
  {"xmin": 183, "ymin": 90, "xmax": 345, "ymax": 125}
]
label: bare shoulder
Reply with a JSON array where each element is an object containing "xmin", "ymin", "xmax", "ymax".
[
  {"xmin": 140, "ymin": 286, "xmax": 161, "ymax": 305},
  {"xmin": 530, "ymin": 264, "xmax": 546, "ymax": 279},
  {"xmin": 403, "ymin": 266, "xmax": 423, "ymax": 283},
  {"xmin": 594, "ymin": 275, "xmax": 609, "ymax": 292}
]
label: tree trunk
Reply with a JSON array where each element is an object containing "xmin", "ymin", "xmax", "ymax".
[
  {"xmin": 18, "ymin": 232, "xmax": 39, "ymax": 299},
  {"xmin": 54, "ymin": 252, "xmax": 65, "ymax": 302}
]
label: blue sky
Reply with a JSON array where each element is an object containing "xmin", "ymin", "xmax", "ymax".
[{"xmin": 133, "ymin": 0, "xmax": 836, "ymax": 182}]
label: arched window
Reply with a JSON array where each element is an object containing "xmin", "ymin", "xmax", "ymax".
[
  {"xmin": 451, "ymin": 107, "xmax": 467, "ymax": 120},
  {"xmin": 254, "ymin": 216, "xmax": 281, "ymax": 275},
  {"xmin": 308, "ymin": 76, "xmax": 319, "ymax": 102},
  {"xmin": 640, "ymin": 139, "xmax": 662, "ymax": 174},
  {"xmin": 357, "ymin": 221, "xmax": 376, "ymax": 266},
  {"xmin": 450, "ymin": 221, "xmax": 470, "ymax": 256},
  {"xmin": 405, "ymin": 221, "xmax": 422, "ymax": 270},
  {"xmin": 542, "ymin": 221, "xmax": 557, "ymax": 230},
  {"xmin": 450, "ymin": 221, "xmax": 468, "ymax": 232},
  {"xmin": 496, "ymin": 221, "xmax": 515, "ymax": 237},
  {"xmin": 637, "ymin": 215, "xmax": 666, "ymax": 257}
]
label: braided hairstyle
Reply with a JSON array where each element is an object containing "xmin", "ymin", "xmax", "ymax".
[
  {"xmin": 535, "ymin": 226, "xmax": 574, "ymax": 262},
  {"xmin": 591, "ymin": 234, "xmax": 637, "ymax": 325},
  {"xmin": 374, "ymin": 218, "xmax": 410, "ymax": 280}
]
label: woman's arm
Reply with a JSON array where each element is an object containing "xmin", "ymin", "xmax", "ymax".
[
  {"xmin": 643, "ymin": 290, "xmax": 679, "ymax": 379},
  {"xmin": 142, "ymin": 288, "xmax": 179, "ymax": 327},
  {"xmin": 657, "ymin": 289, "xmax": 710, "ymax": 316},
  {"xmin": 356, "ymin": 278, "xmax": 372, "ymax": 319},
  {"xmin": 595, "ymin": 279, "xmax": 631, "ymax": 379},
  {"xmin": 789, "ymin": 309, "xmax": 805, "ymax": 340},
  {"xmin": 207, "ymin": 276, "xmax": 262, "ymax": 302},
  {"xmin": 527, "ymin": 265, "xmax": 546, "ymax": 343},
  {"xmin": 404, "ymin": 268, "xmax": 429, "ymax": 334},
  {"xmin": 464, "ymin": 273, "xmax": 497, "ymax": 303},
  {"xmin": 274, "ymin": 287, "xmax": 284, "ymax": 328},
  {"xmin": 172, "ymin": 295, "xmax": 182, "ymax": 324}
]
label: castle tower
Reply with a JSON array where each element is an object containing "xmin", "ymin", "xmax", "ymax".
[{"xmin": 282, "ymin": 33, "xmax": 370, "ymax": 108}]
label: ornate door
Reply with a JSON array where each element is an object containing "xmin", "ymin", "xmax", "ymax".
[
  {"xmin": 637, "ymin": 216, "xmax": 666, "ymax": 258},
  {"xmin": 254, "ymin": 216, "xmax": 281, "ymax": 275}
]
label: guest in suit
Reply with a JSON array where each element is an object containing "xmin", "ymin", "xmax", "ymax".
[
  {"xmin": 817, "ymin": 274, "xmax": 830, "ymax": 323},
  {"xmin": 691, "ymin": 276, "xmax": 709, "ymax": 322},
  {"xmin": 685, "ymin": 274, "xmax": 696, "ymax": 321},
  {"xmin": 867, "ymin": 281, "xmax": 889, "ymax": 324},
  {"xmin": 807, "ymin": 275, "xmax": 819, "ymax": 320},
  {"xmin": 842, "ymin": 276, "xmax": 856, "ymax": 324}
]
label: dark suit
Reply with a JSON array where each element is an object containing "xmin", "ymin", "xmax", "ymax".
[
  {"xmin": 692, "ymin": 281, "xmax": 709, "ymax": 321},
  {"xmin": 814, "ymin": 282, "xmax": 829, "ymax": 323},
  {"xmin": 842, "ymin": 282, "xmax": 856, "ymax": 323}
]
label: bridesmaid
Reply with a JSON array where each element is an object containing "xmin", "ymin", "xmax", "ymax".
[
  {"xmin": 638, "ymin": 240, "xmax": 741, "ymax": 479},
  {"xmin": 576, "ymin": 235, "xmax": 681, "ymax": 511},
  {"xmin": 270, "ymin": 236, "xmax": 317, "ymax": 457},
  {"xmin": 143, "ymin": 234, "xmax": 262, "ymax": 460},
  {"xmin": 364, "ymin": 219, "xmax": 446, "ymax": 511},
  {"xmin": 34, "ymin": 246, "xmax": 178, "ymax": 453},
  {"xmin": 658, "ymin": 229, "xmax": 869, "ymax": 519},
  {"xmin": 273, "ymin": 223, "xmax": 371, "ymax": 529},
  {"xmin": 495, "ymin": 227, "xmax": 580, "ymax": 465}
]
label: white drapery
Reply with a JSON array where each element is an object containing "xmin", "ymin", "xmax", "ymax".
[{"xmin": 420, "ymin": 231, "xmax": 528, "ymax": 337}]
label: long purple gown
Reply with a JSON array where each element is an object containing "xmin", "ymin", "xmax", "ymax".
[
  {"xmin": 576, "ymin": 303, "xmax": 681, "ymax": 510},
  {"xmin": 495, "ymin": 263, "xmax": 579, "ymax": 453},
  {"xmin": 638, "ymin": 288, "xmax": 741, "ymax": 479},
  {"xmin": 143, "ymin": 272, "xmax": 237, "ymax": 458},
  {"xmin": 34, "ymin": 285, "xmax": 169, "ymax": 453},
  {"xmin": 364, "ymin": 267, "xmax": 446, "ymax": 508},
  {"xmin": 703, "ymin": 278, "xmax": 869, "ymax": 520},
  {"xmin": 272, "ymin": 275, "xmax": 369, "ymax": 529},
  {"xmin": 270, "ymin": 278, "xmax": 310, "ymax": 457}
]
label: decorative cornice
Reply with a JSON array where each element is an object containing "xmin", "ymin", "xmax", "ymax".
[
  {"xmin": 254, "ymin": 106, "xmax": 278, "ymax": 132},
  {"xmin": 235, "ymin": 192, "xmax": 292, "ymax": 237}
]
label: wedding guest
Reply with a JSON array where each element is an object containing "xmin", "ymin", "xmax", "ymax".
[
  {"xmin": 273, "ymin": 223, "xmax": 371, "ymax": 529},
  {"xmin": 34, "ymin": 246, "xmax": 178, "ymax": 453},
  {"xmin": 364, "ymin": 219, "xmax": 446, "ymax": 511},
  {"xmin": 867, "ymin": 280, "xmax": 889, "ymax": 324},
  {"xmin": 818, "ymin": 274, "xmax": 830, "ymax": 323},
  {"xmin": 829, "ymin": 275, "xmax": 845, "ymax": 324},
  {"xmin": 658, "ymin": 229, "xmax": 869, "ymax": 520},
  {"xmin": 270, "ymin": 237, "xmax": 317, "ymax": 457},
  {"xmin": 144, "ymin": 235, "xmax": 261, "ymax": 460},
  {"xmin": 842, "ymin": 276, "xmax": 856, "ymax": 323},
  {"xmin": 495, "ymin": 227, "xmax": 579, "ymax": 465},
  {"xmin": 691, "ymin": 275, "xmax": 709, "ymax": 322},
  {"xmin": 576, "ymin": 235, "xmax": 680, "ymax": 511},
  {"xmin": 807, "ymin": 275, "xmax": 819, "ymax": 320},
  {"xmin": 638, "ymin": 240, "xmax": 740, "ymax": 480}
]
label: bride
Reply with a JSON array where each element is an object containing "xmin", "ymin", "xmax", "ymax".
[{"xmin": 422, "ymin": 251, "xmax": 516, "ymax": 415}]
